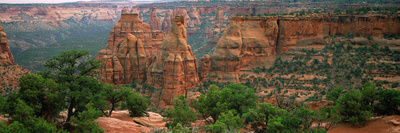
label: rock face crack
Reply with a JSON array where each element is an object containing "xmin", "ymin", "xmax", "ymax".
[{"xmin": 275, "ymin": 19, "xmax": 280, "ymax": 54}]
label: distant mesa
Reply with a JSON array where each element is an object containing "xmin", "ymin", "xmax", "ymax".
[{"xmin": 203, "ymin": 14, "xmax": 400, "ymax": 82}]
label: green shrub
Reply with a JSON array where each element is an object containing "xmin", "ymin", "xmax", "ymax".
[
  {"xmin": 374, "ymin": 89, "xmax": 400, "ymax": 115},
  {"xmin": 165, "ymin": 95, "xmax": 198, "ymax": 128},
  {"xmin": 126, "ymin": 92, "xmax": 149, "ymax": 117},
  {"xmin": 194, "ymin": 84, "xmax": 257, "ymax": 123}
]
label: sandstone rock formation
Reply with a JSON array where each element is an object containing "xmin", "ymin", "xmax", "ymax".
[
  {"xmin": 122, "ymin": 6, "xmax": 130, "ymax": 13},
  {"xmin": 147, "ymin": 15, "xmax": 199, "ymax": 105},
  {"xmin": 188, "ymin": 7, "xmax": 201, "ymax": 27},
  {"xmin": 130, "ymin": 6, "xmax": 140, "ymax": 13},
  {"xmin": 173, "ymin": 7, "xmax": 191, "ymax": 27},
  {"xmin": 0, "ymin": 26, "xmax": 14, "ymax": 66},
  {"xmin": 211, "ymin": 16, "xmax": 277, "ymax": 81},
  {"xmin": 208, "ymin": 14, "xmax": 400, "ymax": 81},
  {"xmin": 97, "ymin": 12, "xmax": 166, "ymax": 85},
  {"xmin": 214, "ymin": 6, "xmax": 224, "ymax": 27},
  {"xmin": 162, "ymin": 12, "xmax": 172, "ymax": 35},
  {"xmin": 199, "ymin": 54, "xmax": 211, "ymax": 81},
  {"xmin": 208, "ymin": 28, "xmax": 214, "ymax": 42},
  {"xmin": 149, "ymin": 7, "xmax": 162, "ymax": 31}
]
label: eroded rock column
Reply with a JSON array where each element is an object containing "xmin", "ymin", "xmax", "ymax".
[{"xmin": 147, "ymin": 15, "xmax": 199, "ymax": 105}]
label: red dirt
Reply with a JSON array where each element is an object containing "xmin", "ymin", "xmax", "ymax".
[{"xmin": 329, "ymin": 115, "xmax": 400, "ymax": 133}]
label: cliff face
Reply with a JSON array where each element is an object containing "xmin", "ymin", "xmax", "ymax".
[
  {"xmin": 277, "ymin": 15, "xmax": 400, "ymax": 53},
  {"xmin": 147, "ymin": 15, "xmax": 199, "ymax": 105},
  {"xmin": 205, "ymin": 14, "xmax": 400, "ymax": 81},
  {"xmin": 149, "ymin": 7, "xmax": 162, "ymax": 31},
  {"xmin": 97, "ymin": 12, "xmax": 166, "ymax": 85},
  {"xmin": 0, "ymin": 26, "xmax": 14, "ymax": 66}
]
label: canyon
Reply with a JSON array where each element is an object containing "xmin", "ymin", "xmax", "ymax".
[
  {"xmin": 94, "ymin": 3, "xmax": 400, "ymax": 107},
  {"xmin": 0, "ymin": 1, "xmax": 399, "ymax": 132}
]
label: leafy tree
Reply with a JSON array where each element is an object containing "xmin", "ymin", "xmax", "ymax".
[
  {"xmin": 0, "ymin": 121, "xmax": 28, "ymax": 133},
  {"xmin": 17, "ymin": 74, "xmax": 64, "ymax": 122},
  {"xmin": 2, "ymin": 99, "xmax": 66, "ymax": 133},
  {"xmin": 375, "ymin": 89, "xmax": 400, "ymax": 115},
  {"xmin": 71, "ymin": 103, "xmax": 104, "ymax": 133},
  {"xmin": 165, "ymin": 95, "xmax": 198, "ymax": 128},
  {"xmin": 207, "ymin": 120, "xmax": 226, "ymax": 133},
  {"xmin": 313, "ymin": 107, "xmax": 343, "ymax": 131},
  {"xmin": 292, "ymin": 107, "xmax": 314, "ymax": 130},
  {"xmin": 336, "ymin": 89, "xmax": 372, "ymax": 127},
  {"xmin": 22, "ymin": 116, "xmax": 66, "ymax": 133},
  {"xmin": 326, "ymin": 87, "xmax": 343, "ymax": 103},
  {"xmin": 194, "ymin": 84, "xmax": 257, "ymax": 123},
  {"xmin": 41, "ymin": 50, "xmax": 104, "ymax": 125},
  {"xmin": 9, "ymin": 99, "xmax": 34, "ymax": 123},
  {"xmin": 360, "ymin": 82, "xmax": 378, "ymax": 111},
  {"xmin": 218, "ymin": 110, "xmax": 242, "ymax": 131},
  {"xmin": 125, "ymin": 92, "xmax": 148, "ymax": 117},
  {"xmin": 98, "ymin": 85, "xmax": 131, "ymax": 117},
  {"xmin": 243, "ymin": 103, "xmax": 287, "ymax": 133},
  {"xmin": 193, "ymin": 85, "xmax": 226, "ymax": 123}
]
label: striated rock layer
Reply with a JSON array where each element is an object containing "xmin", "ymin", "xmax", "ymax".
[
  {"xmin": 147, "ymin": 15, "xmax": 199, "ymax": 105},
  {"xmin": 0, "ymin": 26, "xmax": 14, "ymax": 66},
  {"xmin": 149, "ymin": 7, "xmax": 162, "ymax": 31},
  {"xmin": 204, "ymin": 14, "xmax": 400, "ymax": 81},
  {"xmin": 97, "ymin": 12, "xmax": 166, "ymax": 85}
]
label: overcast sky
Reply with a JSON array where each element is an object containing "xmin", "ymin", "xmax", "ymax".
[{"xmin": 1, "ymin": 0, "xmax": 95, "ymax": 4}]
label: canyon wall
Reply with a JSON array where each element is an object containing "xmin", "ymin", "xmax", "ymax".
[
  {"xmin": 204, "ymin": 14, "xmax": 400, "ymax": 81},
  {"xmin": 0, "ymin": 26, "xmax": 14, "ymax": 66},
  {"xmin": 147, "ymin": 15, "xmax": 199, "ymax": 105},
  {"xmin": 96, "ymin": 12, "xmax": 166, "ymax": 84}
]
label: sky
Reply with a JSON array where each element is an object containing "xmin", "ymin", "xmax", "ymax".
[{"xmin": 1, "ymin": 0, "xmax": 96, "ymax": 4}]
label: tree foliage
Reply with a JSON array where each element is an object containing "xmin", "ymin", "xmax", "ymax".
[
  {"xmin": 194, "ymin": 84, "xmax": 258, "ymax": 123},
  {"xmin": 165, "ymin": 95, "xmax": 198, "ymax": 128},
  {"xmin": 125, "ymin": 92, "xmax": 149, "ymax": 117}
]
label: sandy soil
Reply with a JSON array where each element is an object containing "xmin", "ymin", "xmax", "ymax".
[{"xmin": 329, "ymin": 115, "xmax": 400, "ymax": 133}]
